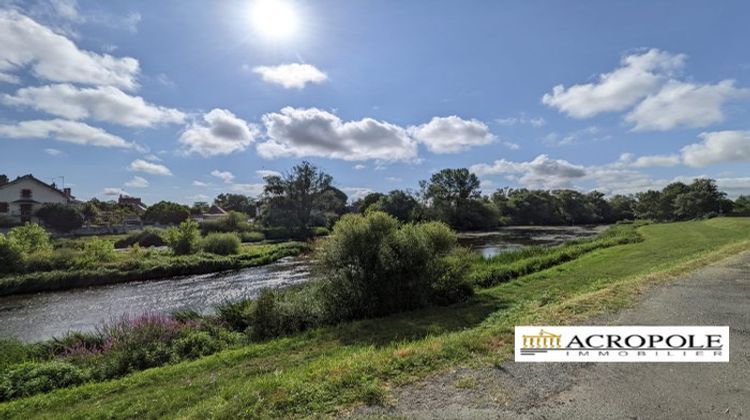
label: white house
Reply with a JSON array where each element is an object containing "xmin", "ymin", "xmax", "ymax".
[{"xmin": 0, "ymin": 174, "xmax": 75, "ymax": 223}]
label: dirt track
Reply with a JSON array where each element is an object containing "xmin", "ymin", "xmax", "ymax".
[{"xmin": 357, "ymin": 251, "xmax": 750, "ymax": 419}]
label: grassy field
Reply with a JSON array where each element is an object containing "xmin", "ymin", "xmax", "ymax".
[{"xmin": 1, "ymin": 218, "xmax": 748, "ymax": 418}]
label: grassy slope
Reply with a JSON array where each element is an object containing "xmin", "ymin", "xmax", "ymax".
[{"xmin": 1, "ymin": 218, "xmax": 748, "ymax": 418}]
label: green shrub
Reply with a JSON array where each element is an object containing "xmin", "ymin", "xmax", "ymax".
[
  {"xmin": 21, "ymin": 248, "xmax": 78, "ymax": 272},
  {"xmin": 216, "ymin": 299, "xmax": 255, "ymax": 331},
  {"xmin": 247, "ymin": 287, "xmax": 323, "ymax": 341},
  {"xmin": 317, "ymin": 212, "xmax": 471, "ymax": 322},
  {"xmin": 201, "ymin": 233, "xmax": 241, "ymax": 255},
  {"xmin": 7, "ymin": 223, "xmax": 51, "ymax": 254},
  {"xmin": 0, "ymin": 361, "xmax": 88, "ymax": 401},
  {"xmin": 74, "ymin": 238, "xmax": 116, "ymax": 268},
  {"xmin": 0, "ymin": 338, "xmax": 33, "ymax": 372},
  {"xmin": 239, "ymin": 231, "xmax": 265, "ymax": 242},
  {"xmin": 430, "ymin": 248, "xmax": 475, "ymax": 305},
  {"xmin": 172, "ymin": 330, "xmax": 221, "ymax": 360},
  {"xmin": 0, "ymin": 234, "xmax": 22, "ymax": 274},
  {"xmin": 114, "ymin": 228, "xmax": 165, "ymax": 249},
  {"xmin": 312, "ymin": 226, "xmax": 330, "ymax": 236},
  {"xmin": 164, "ymin": 219, "xmax": 200, "ymax": 255},
  {"xmin": 35, "ymin": 204, "xmax": 84, "ymax": 233}
]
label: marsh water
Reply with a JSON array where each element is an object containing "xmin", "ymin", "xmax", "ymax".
[{"xmin": 0, "ymin": 225, "xmax": 604, "ymax": 342}]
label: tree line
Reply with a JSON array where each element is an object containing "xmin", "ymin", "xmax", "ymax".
[{"xmin": 18, "ymin": 162, "xmax": 750, "ymax": 233}]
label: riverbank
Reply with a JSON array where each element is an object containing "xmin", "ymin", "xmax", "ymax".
[
  {"xmin": 0, "ymin": 241, "xmax": 309, "ymax": 296},
  {"xmin": 2, "ymin": 218, "xmax": 748, "ymax": 417}
]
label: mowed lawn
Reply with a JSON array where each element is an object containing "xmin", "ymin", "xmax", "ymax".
[{"xmin": 2, "ymin": 218, "xmax": 749, "ymax": 419}]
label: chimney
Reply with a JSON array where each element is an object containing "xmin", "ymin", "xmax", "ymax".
[{"xmin": 64, "ymin": 187, "xmax": 72, "ymax": 198}]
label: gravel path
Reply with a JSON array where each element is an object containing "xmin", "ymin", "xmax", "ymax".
[{"xmin": 356, "ymin": 251, "xmax": 750, "ymax": 419}]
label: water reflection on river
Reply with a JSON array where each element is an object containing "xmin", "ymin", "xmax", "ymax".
[{"xmin": 0, "ymin": 257, "xmax": 310, "ymax": 342}]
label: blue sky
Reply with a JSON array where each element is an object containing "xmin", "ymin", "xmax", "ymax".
[{"xmin": 1, "ymin": 0, "xmax": 749, "ymax": 204}]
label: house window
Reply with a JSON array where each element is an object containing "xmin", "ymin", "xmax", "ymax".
[
  {"xmin": 0, "ymin": 202, "xmax": 7, "ymax": 213},
  {"xmin": 21, "ymin": 189, "xmax": 32, "ymax": 198}
]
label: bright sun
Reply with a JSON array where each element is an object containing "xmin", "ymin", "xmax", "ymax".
[{"xmin": 251, "ymin": 0, "xmax": 299, "ymax": 40}]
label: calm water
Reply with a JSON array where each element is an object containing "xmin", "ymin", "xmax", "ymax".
[
  {"xmin": 0, "ymin": 257, "xmax": 310, "ymax": 342},
  {"xmin": 0, "ymin": 226, "xmax": 605, "ymax": 342},
  {"xmin": 458, "ymin": 225, "xmax": 606, "ymax": 258}
]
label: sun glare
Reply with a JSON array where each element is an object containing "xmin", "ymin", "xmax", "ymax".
[{"xmin": 251, "ymin": 0, "xmax": 299, "ymax": 40}]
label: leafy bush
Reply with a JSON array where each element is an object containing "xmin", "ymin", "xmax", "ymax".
[
  {"xmin": 74, "ymin": 238, "xmax": 116, "ymax": 268},
  {"xmin": 143, "ymin": 201, "xmax": 190, "ymax": 225},
  {"xmin": 0, "ymin": 338, "xmax": 33, "ymax": 371},
  {"xmin": 172, "ymin": 330, "xmax": 221, "ymax": 360},
  {"xmin": 0, "ymin": 362, "xmax": 88, "ymax": 401},
  {"xmin": 0, "ymin": 234, "xmax": 22, "ymax": 274},
  {"xmin": 7, "ymin": 223, "xmax": 51, "ymax": 254},
  {"xmin": 91, "ymin": 313, "xmax": 185, "ymax": 379},
  {"xmin": 312, "ymin": 226, "xmax": 330, "ymax": 236},
  {"xmin": 200, "ymin": 212, "xmax": 251, "ymax": 234},
  {"xmin": 164, "ymin": 219, "xmax": 200, "ymax": 255},
  {"xmin": 239, "ymin": 231, "xmax": 265, "ymax": 242},
  {"xmin": 35, "ymin": 204, "xmax": 84, "ymax": 232},
  {"xmin": 317, "ymin": 211, "xmax": 472, "ymax": 322},
  {"xmin": 201, "ymin": 233, "xmax": 241, "ymax": 255},
  {"xmin": 114, "ymin": 228, "xmax": 165, "ymax": 249}
]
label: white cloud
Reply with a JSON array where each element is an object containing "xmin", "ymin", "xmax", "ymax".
[
  {"xmin": 495, "ymin": 114, "xmax": 545, "ymax": 127},
  {"xmin": 0, "ymin": 119, "xmax": 133, "ymax": 148},
  {"xmin": 0, "ymin": 72, "xmax": 20, "ymax": 84},
  {"xmin": 128, "ymin": 159, "xmax": 172, "ymax": 176},
  {"xmin": 630, "ymin": 154, "xmax": 681, "ymax": 168},
  {"xmin": 187, "ymin": 194, "xmax": 209, "ymax": 201},
  {"xmin": 230, "ymin": 183, "xmax": 264, "ymax": 196},
  {"xmin": 253, "ymin": 63, "xmax": 327, "ymax": 89},
  {"xmin": 353, "ymin": 164, "xmax": 366, "ymax": 170},
  {"xmin": 179, "ymin": 109, "xmax": 259, "ymax": 157},
  {"xmin": 681, "ymin": 130, "xmax": 750, "ymax": 167},
  {"xmin": 211, "ymin": 170, "xmax": 235, "ymax": 183},
  {"xmin": 0, "ymin": 10, "xmax": 140, "ymax": 89},
  {"xmin": 409, "ymin": 116, "xmax": 495, "ymax": 153},
  {"xmin": 715, "ymin": 177, "xmax": 750, "ymax": 197},
  {"xmin": 192, "ymin": 180, "xmax": 209, "ymax": 187},
  {"xmin": 256, "ymin": 169, "xmax": 281, "ymax": 178},
  {"xmin": 124, "ymin": 175, "xmax": 149, "ymax": 188},
  {"xmin": 625, "ymin": 80, "xmax": 749, "ymax": 131},
  {"xmin": 3, "ymin": 84, "xmax": 185, "ymax": 127},
  {"xmin": 43, "ymin": 148, "xmax": 63, "ymax": 156},
  {"xmin": 103, "ymin": 187, "xmax": 127, "ymax": 196},
  {"xmin": 258, "ymin": 107, "xmax": 418, "ymax": 161},
  {"xmin": 470, "ymin": 154, "xmax": 586, "ymax": 189},
  {"xmin": 542, "ymin": 49, "xmax": 684, "ymax": 118}
]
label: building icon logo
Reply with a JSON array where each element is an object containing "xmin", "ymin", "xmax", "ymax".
[{"xmin": 521, "ymin": 329, "xmax": 562, "ymax": 349}]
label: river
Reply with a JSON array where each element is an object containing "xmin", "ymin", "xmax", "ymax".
[
  {"xmin": 0, "ymin": 225, "xmax": 605, "ymax": 342},
  {"xmin": 0, "ymin": 257, "xmax": 311, "ymax": 342}
]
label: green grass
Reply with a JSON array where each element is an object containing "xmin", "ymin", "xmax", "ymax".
[
  {"xmin": 0, "ymin": 241, "xmax": 308, "ymax": 296},
  {"xmin": 1, "ymin": 218, "xmax": 749, "ymax": 418}
]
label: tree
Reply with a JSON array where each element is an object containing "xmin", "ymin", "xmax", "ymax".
[
  {"xmin": 634, "ymin": 190, "xmax": 663, "ymax": 220},
  {"xmin": 0, "ymin": 174, "xmax": 8, "ymax": 186},
  {"xmin": 734, "ymin": 195, "xmax": 750, "ymax": 215},
  {"xmin": 420, "ymin": 168, "xmax": 484, "ymax": 229},
  {"xmin": 143, "ymin": 201, "xmax": 190, "ymax": 225},
  {"xmin": 214, "ymin": 194, "xmax": 256, "ymax": 216},
  {"xmin": 355, "ymin": 192, "xmax": 384, "ymax": 213},
  {"xmin": 35, "ymin": 203, "xmax": 84, "ymax": 232},
  {"xmin": 372, "ymin": 190, "xmax": 419, "ymax": 222},
  {"xmin": 260, "ymin": 161, "xmax": 335, "ymax": 233},
  {"xmin": 81, "ymin": 201, "xmax": 100, "ymax": 225},
  {"xmin": 190, "ymin": 201, "xmax": 210, "ymax": 216},
  {"xmin": 608, "ymin": 194, "xmax": 636, "ymax": 221}
]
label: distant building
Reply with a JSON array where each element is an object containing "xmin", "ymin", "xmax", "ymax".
[
  {"xmin": 118, "ymin": 195, "xmax": 147, "ymax": 212},
  {"xmin": 0, "ymin": 174, "xmax": 75, "ymax": 223},
  {"xmin": 203, "ymin": 205, "xmax": 228, "ymax": 219}
]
